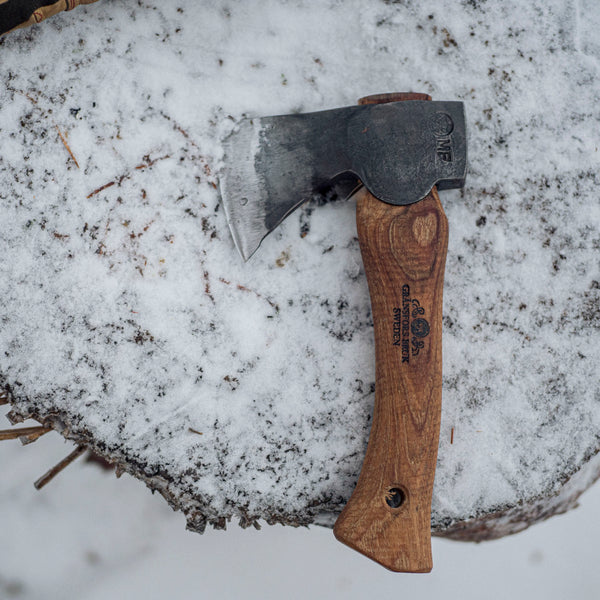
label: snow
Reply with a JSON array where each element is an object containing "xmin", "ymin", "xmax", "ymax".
[
  {"xmin": 1, "ymin": 421, "xmax": 600, "ymax": 599},
  {"xmin": 0, "ymin": 0, "xmax": 599, "ymax": 536}
]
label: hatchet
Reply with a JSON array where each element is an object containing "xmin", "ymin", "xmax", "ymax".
[{"xmin": 218, "ymin": 92, "xmax": 467, "ymax": 572}]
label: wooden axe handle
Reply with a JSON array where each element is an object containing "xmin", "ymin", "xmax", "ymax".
[{"xmin": 333, "ymin": 93, "xmax": 447, "ymax": 572}]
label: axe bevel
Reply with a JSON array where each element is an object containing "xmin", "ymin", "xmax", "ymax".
[{"xmin": 218, "ymin": 92, "xmax": 467, "ymax": 572}]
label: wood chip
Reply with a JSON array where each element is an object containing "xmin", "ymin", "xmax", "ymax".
[{"xmin": 55, "ymin": 125, "xmax": 79, "ymax": 168}]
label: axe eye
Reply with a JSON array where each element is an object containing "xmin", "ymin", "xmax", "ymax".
[{"xmin": 385, "ymin": 487, "xmax": 406, "ymax": 509}]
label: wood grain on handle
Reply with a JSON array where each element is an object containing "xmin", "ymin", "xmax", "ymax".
[{"xmin": 333, "ymin": 170, "xmax": 448, "ymax": 569}]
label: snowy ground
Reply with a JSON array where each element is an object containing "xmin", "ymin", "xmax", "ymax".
[
  {"xmin": 1, "ymin": 0, "xmax": 599, "ymax": 536},
  {"xmin": 1, "ymin": 410, "xmax": 599, "ymax": 600}
]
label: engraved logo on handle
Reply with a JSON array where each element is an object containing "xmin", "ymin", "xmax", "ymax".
[{"xmin": 392, "ymin": 285, "xmax": 430, "ymax": 362}]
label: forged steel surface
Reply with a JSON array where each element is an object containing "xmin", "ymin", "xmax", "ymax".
[{"xmin": 219, "ymin": 100, "xmax": 467, "ymax": 260}]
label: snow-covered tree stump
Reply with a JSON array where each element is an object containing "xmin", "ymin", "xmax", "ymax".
[{"xmin": 1, "ymin": 0, "xmax": 599, "ymax": 541}]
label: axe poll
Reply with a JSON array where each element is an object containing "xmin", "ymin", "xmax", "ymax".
[{"xmin": 218, "ymin": 92, "xmax": 467, "ymax": 572}]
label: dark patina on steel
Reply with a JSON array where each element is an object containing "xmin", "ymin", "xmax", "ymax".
[{"xmin": 219, "ymin": 100, "xmax": 467, "ymax": 260}]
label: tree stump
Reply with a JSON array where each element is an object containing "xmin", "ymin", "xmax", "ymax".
[{"xmin": 1, "ymin": 0, "xmax": 599, "ymax": 541}]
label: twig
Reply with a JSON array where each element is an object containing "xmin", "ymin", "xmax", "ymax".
[
  {"xmin": 134, "ymin": 154, "xmax": 170, "ymax": 170},
  {"xmin": 6, "ymin": 85, "xmax": 39, "ymax": 105},
  {"xmin": 160, "ymin": 111, "xmax": 199, "ymax": 149},
  {"xmin": 21, "ymin": 428, "xmax": 52, "ymax": 445},
  {"xmin": 450, "ymin": 427, "xmax": 454, "ymax": 444},
  {"xmin": 188, "ymin": 427, "xmax": 203, "ymax": 435},
  {"xmin": 86, "ymin": 180, "xmax": 116, "ymax": 199},
  {"xmin": 0, "ymin": 426, "xmax": 51, "ymax": 441},
  {"xmin": 218, "ymin": 278, "xmax": 279, "ymax": 313},
  {"xmin": 86, "ymin": 154, "xmax": 170, "ymax": 199},
  {"xmin": 55, "ymin": 125, "xmax": 80, "ymax": 168},
  {"xmin": 34, "ymin": 445, "xmax": 87, "ymax": 490}
]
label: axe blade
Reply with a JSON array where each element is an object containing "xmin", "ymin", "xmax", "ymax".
[{"xmin": 218, "ymin": 101, "xmax": 466, "ymax": 261}]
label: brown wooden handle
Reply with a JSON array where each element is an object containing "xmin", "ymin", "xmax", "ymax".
[{"xmin": 333, "ymin": 186, "xmax": 448, "ymax": 572}]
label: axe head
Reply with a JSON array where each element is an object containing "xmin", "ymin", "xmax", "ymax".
[{"xmin": 219, "ymin": 100, "xmax": 467, "ymax": 261}]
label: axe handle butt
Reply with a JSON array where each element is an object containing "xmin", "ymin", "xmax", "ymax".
[{"xmin": 333, "ymin": 187, "xmax": 447, "ymax": 573}]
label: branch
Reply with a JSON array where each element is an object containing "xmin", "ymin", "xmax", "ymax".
[
  {"xmin": 34, "ymin": 445, "xmax": 87, "ymax": 490},
  {"xmin": 0, "ymin": 426, "xmax": 51, "ymax": 441}
]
